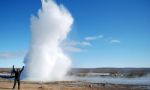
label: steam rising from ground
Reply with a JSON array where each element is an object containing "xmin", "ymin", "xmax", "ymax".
[{"xmin": 23, "ymin": 0, "xmax": 73, "ymax": 81}]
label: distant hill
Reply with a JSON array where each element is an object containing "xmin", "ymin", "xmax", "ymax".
[
  {"xmin": 1, "ymin": 67, "xmax": 150, "ymax": 74},
  {"xmin": 0, "ymin": 68, "xmax": 12, "ymax": 73},
  {"xmin": 69, "ymin": 68, "xmax": 150, "ymax": 73}
]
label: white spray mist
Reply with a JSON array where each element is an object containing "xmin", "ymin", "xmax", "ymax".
[{"xmin": 23, "ymin": 0, "xmax": 73, "ymax": 81}]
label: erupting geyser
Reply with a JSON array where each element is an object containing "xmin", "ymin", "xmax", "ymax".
[{"xmin": 23, "ymin": 0, "xmax": 73, "ymax": 81}]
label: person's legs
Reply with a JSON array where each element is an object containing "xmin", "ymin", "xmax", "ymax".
[
  {"xmin": 13, "ymin": 79, "xmax": 16, "ymax": 89},
  {"xmin": 18, "ymin": 80, "xmax": 20, "ymax": 89}
]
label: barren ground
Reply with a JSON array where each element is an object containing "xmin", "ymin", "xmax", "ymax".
[{"xmin": 0, "ymin": 78, "xmax": 149, "ymax": 90}]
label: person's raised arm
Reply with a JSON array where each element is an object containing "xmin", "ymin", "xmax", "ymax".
[
  {"xmin": 11, "ymin": 65, "xmax": 15, "ymax": 75},
  {"xmin": 20, "ymin": 66, "xmax": 24, "ymax": 73},
  {"xmin": 13, "ymin": 65, "xmax": 15, "ymax": 71}
]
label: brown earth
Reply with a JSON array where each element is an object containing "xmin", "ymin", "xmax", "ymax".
[{"xmin": 0, "ymin": 78, "xmax": 149, "ymax": 90}]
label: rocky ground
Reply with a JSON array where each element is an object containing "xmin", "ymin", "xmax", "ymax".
[{"xmin": 0, "ymin": 78, "xmax": 149, "ymax": 90}]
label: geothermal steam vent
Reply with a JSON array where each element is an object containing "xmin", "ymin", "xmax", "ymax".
[{"xmin": 23, "ymin": 0, "xmax": 73, "ymax": 81}]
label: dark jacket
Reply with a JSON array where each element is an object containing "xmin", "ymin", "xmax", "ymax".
[{"xmin": 12, "ymin": 66, "xmax": 24, "ymax": 80}]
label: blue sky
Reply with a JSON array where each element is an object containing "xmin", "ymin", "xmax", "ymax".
[{"xmin": 0, "ymin": 0, "xmax": 150, "ymax": 68}]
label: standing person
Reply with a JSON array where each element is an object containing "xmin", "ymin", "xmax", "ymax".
[{"xmin": 11, "ymin": 65, "xmax": 24, "ymax": 89}]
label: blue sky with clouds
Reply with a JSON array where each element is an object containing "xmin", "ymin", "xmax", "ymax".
[{"xmin": 0, "ymin": 0, "xmax": 150, "ymax": 68}]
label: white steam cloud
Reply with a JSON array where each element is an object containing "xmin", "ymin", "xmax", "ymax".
[{"xmin": 23, "ymin": 0, "xmax": 73, "ymax": 81}]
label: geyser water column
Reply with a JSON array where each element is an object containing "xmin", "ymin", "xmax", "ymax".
[{"xmin": 23, "ymin": 0, "xmax": 73, "ymax": 81}]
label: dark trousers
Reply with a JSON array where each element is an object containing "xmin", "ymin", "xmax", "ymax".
[{"xmin": 13, "ymin": 79, "xmax": 20, "ymax": 89}]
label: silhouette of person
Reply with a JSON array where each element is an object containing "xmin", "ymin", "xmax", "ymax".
[{"xmin": 11, "ymin": 65, "xmax": 24, "ymax": 89}]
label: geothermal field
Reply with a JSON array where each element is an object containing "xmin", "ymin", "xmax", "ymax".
[
  {"xmin": 0, "ymin": 0, "xmax": 150, "ymax": 90},
  {"xmin": 0, "ymin": 68, "xmax": 150, "ymax": 90}
]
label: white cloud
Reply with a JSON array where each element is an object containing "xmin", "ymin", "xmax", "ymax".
[
  {"xmin": 110, "ymin": 39, "xmax": 121, "ymax": 43},
  {"xmin": 85, "ymin": 36, "xmax": 97, "ymax": 41},
  {"xmin": 63, "ymin": 41, "xmax": 78, "ymax": 46},
  {"xmin": 62, "ymin": 35, "xmax": 121, "ymax": 52},
  {"xmin": 81, "ymin": 42, "xmax": 91, "ymax": 46},
  {"xmin": 0, "ymin": 52, "xmax": 25, "ymax": 59},
  {"xmin": 63, "ymin": 46, "xmax": 82, "ymax": 52},
  {"xmin": 62, "ymin": 34, "xmax": 103, "ymax": 52},
  {"xmin": 63, "ymin": 41, "xmax": 91, "ymax": 47},
  {"xmin": 85, "ymin": 34, "xmax": 103, "ymax": 41},
  {"xmin": 62, "ymin": 40, "xmax": 91, "ymax": 52},
  {"xmin": 99, "ymin": 35, "xmax": 103, "ymax": 38}
]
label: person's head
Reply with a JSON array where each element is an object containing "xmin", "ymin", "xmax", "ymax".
[{"xmin": 17, "ymin": 68, "xmax": 20, "ymax": 72}]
